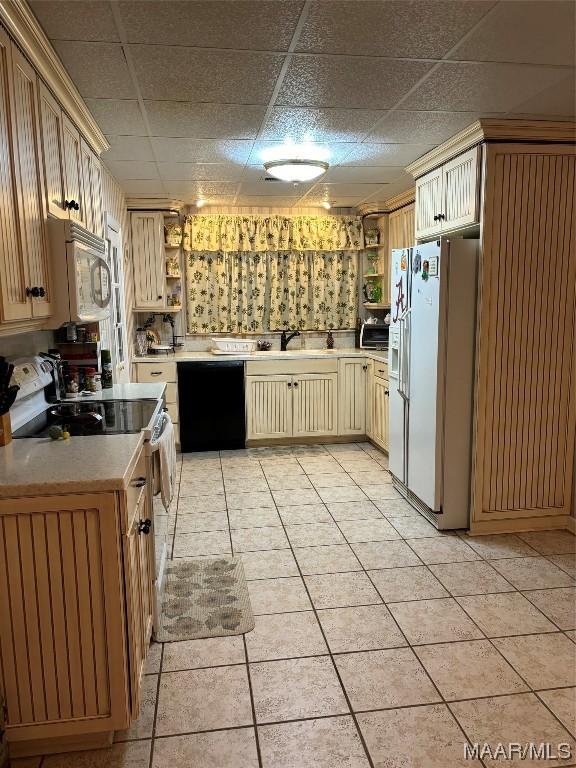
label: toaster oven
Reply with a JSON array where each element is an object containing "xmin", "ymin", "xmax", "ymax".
[{"xmin": 359, "ymin": 322, "xmax": 389, "ymax": 350}]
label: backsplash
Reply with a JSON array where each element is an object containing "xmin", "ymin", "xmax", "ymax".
[
  {"xmin": 183, "ymin": 330, "xmax": 356, "ymax": 352},
  {"xmin": 0, "ymin": 330, "xmax": 54, "ymax": 359}
]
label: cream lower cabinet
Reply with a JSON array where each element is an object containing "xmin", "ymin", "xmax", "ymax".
[
  {"xmin": 245, "ymin": 359, "xmax": 338, "ymax": 442},
  {"xmin": 371, "ymin": 373, "xmax": 390, "ymax": 452},
  {"xmin": 135, "ymin": 361, "xmax": 179, "ymax": 447},
  {"xmin": 246, "ymin": 374, "xmax": 293, "ymax": 440},
  {"xmin": 0, "ymin": 447, "xmax": 153, "ymax": 757},
  {"xmin": 338, "ymin": 357, "xmax": 368, "ymax": 436}
]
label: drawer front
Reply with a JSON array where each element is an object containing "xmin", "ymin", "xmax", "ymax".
[
  {"xmin": 373, "ymin": 362, "xmax": 388, "ymax": 380},
  {"xmin": 246, "ymin": 358, "xmax": 338, "ymax": 376},
  {"xmin": 165, "ymin": 382, "xmax": 178, "ymax": 403},
  {"xmin": 136, "ymin": 362, "xmax": 177, "ymax": 383},
  {"xmin": 166, "ymin": 402, "xmax": 179, "ymax": 424}
]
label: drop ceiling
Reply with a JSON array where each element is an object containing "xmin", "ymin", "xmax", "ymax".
[{"xmin": 29, "ymin": 0, "xmax": 576, "ymax": 209}]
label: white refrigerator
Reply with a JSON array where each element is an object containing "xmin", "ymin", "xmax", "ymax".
[{"xmin": 388, "ymin": 239, "xmax": 478, "ymax": 529}]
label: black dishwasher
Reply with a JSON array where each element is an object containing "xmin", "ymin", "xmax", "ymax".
[{"xmin": 177, "ymin": 361, "xmax": 246, "ymax": 452}]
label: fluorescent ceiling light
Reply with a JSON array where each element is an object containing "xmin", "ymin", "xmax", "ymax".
[{"xmin": 264, "ymin": 159, "xmax": 328, "ymax": 183}]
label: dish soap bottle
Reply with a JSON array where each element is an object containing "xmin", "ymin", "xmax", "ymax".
[{"xmin": 326, "ymin": 329, "xmax": 334, "ymax": 350}]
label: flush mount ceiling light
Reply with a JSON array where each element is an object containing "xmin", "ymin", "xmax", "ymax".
[
  {"xmin": 195, "ymin": 198, "xmax": 206, "ymax": 208},
  {"xmin": 321, "ymin": 200, "xmax": 332, "ymax": 210},
  {"xmin": 264, "ymin": 158, "xmax": 329, "ymax": 183}
]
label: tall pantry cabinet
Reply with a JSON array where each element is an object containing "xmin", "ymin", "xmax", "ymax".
[{"xmin": 407, "ymin": 120, "xmax": 576, "ymax": 534}]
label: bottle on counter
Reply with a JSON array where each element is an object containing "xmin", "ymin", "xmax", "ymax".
[
  {"xmin": 101, "ymin": 349, "xmax": 113, "ymax": 389},
  {"xmin": 84, "ymin": 367, "xmax": 97, "ymax": 392},
  {"xmin": 326, "ymin": 329, "xmax": 335, "ymax": 350}
]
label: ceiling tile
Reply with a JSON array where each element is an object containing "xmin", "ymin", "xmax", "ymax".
[
  {"xmin": 340, "ymin": 143, "xmax": 437, "ymax": 166},
  {"xmin": 129, "ymin": 46, "xmax": 284, "ymax": 103},
  {"xmin": 103, "ymin": 160, "xmax": 159, "ymax": 180},
  {"xmin": 297, "ymin": 0, "xmax": 494, "ymax": 58},
  {"xmin": 189, "ymin": 196, "xmax": 238, "ymax": 208},
  {"xmin": 304, "ymin": 182, "xmax": 389, "ymax": 201},
  {"xmin": 366, "ymin": 110, "xmax": 485, "ymax": 144},
  {"xmin": 260, "ymin": 107, "xmax": 383, "ymax": 142},
  {"xmin": 449, "ymin": 0, "xmax": 575, "ymax": 66},
  {"xmin": 238, "ymin": 179, "xmax": 310, "ymax": 196},
  {"xmin": 150, "ymin": 138, "xmax": 253, "ymax": 164},
  {"xmin": 323, "ymin": 166, "xmax": 406, "ymax": 184},
  {"xmin": 122, "ymin": 180, "xmax": 167, "ymax": 194},
  {"xmin": 85, "ymin": 99, "xmax": 147, "ymax": 135},
  {"xmin": 145, "ymin": 102, "xmax": 266, "ymax": 139},
  {"xmin": 162, "ymin": 181, "xmax": 239, "ymax": 197},
  {"xmin": 29, "ymin": 0, "xmax": 120, "ymax": 42},
  {"xmin": 103, "ymin": 135, "xmax": 154, "ymax": 162},
  {"xmin": 157, "ymin": 163, "xmax": 245, "ymax": 182},
  {"xmin": 52, "ymin": 41, "xmax": 136, "ymax": 99},
  {"xmin": 300, "ymin": 191, "xmax": 363, "ymax": 206},
  {"xmin": 118, "ymin": 1, "xmax": 303, "ymax": 49},
  {"xmin": 402, "ymin": 61, "xmax": 572, "ymax": 113},
  {"xmin": 248, "ymin": 140, "xmax": 353, "ymax": 166},
  {"xmin": 233, "ymin": 196, "xmax": 304, "ymax": 207},
  {"xmin": 276, "ymin": 55, "xmax": 432, "ymax": 108},
  {"xmin": 510, "ymin": 73, "xmax": 576, "ymax": 117}
]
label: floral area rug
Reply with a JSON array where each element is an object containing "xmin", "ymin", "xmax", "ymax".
[{"xmin": 156, "ymin": 556, "xmax": 255, "ymax": 641}]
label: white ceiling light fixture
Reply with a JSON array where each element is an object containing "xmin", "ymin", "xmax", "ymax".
[
  {"xmin": 264, "ymin": 158, "xmax": 328, "ymax": 184},
  {"xmin": 321, "ymin": 200, "xmax": 332, "ymax": 210},
  {"xmin": 195, "ymin": 198, "xmax": 206, "ymax": 208},
  {"xmin": 262, "ymin": 139, "xmax": 330, "ymax": 184}
]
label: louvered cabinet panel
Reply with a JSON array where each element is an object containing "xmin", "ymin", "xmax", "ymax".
[
  {"xmin": 473, "ymin": 146, "xmax": 576, "ymax": 525},
  {"xmin": 0, "ymin": 494, "xmax": 128, "ymax": 739},
  {"xmin": 9, "ymin": 45, "xmax": 51, "ymax": 319},
  {"xmin": 131, "ymin": 212, "xmax": 165, "ymax": 310},
  {"xmin": 38, "ymin": 81, "xmax": 65, "ymax": 219},
  {"xmin": 0, "ymin": 30, "xmax": 29, "ymax": 322},
  {"xmin": 338, "ymin": 358, "xmax": 367, "ymax": 435},
  {"xmin": 90, "ymin": 152, "xmax": 104, "ymax": 238},
  {"xmin": 61, "ymin": 113, "xmax": 84, "ymax": 225},
  {"xmin": 293, "ymin": 373, "xmax": 338, "ymax": 438},
  {"xmin": 442, "ymin": 146, "xmax": 480, "ymax": 231},
  {"xmin": 80, "ymin": 139, "xmax": 104, "ymax": 237},
  {"xmin": 389, "ymin": 203, "xmax": 415, "ymax": 250},
  {"xmin": 246, "ymin": 375, "xmax": 292, "ymax": 440},
  {"xmin": 415, "ymin": 167, "xmax": 443, "ymax": 239}
]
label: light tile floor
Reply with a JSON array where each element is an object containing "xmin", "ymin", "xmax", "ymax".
[{"xmin": 17, "ymin": 442, "xmax": 576, "ymax": 768}]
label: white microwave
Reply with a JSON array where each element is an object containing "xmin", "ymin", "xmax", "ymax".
[{"xmin": 46, "ymin": 220, "xmax": 112, "ymax": 328}]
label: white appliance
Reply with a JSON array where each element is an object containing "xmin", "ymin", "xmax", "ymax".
[
  {"xmin": 389, "ymin": 239, "xmax": 478, "ymax": 529},
  {"xmin": 46, "ymin": 220, "xmax": 112, "ymax": 328}
]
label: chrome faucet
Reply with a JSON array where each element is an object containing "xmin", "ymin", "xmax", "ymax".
[{"xmin": 280, "ymin": 330, "xmax": 301, "ymax": 351}]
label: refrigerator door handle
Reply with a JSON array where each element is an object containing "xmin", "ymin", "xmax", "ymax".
[
  {"xmin": 398, "ymin": 308, "xmax": 410, "ymax": 400},
  {"xmin": 403, "ymin": 309, "xmax": 411, "ymax": 400}
]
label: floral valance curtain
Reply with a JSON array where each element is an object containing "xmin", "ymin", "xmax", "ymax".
[
  {"xmin": 183, "ymin": 214, "xmax": 365, "ymax": 252},
  {"xmin": 186, "ymin": 251, "xmax": 358, "ymax": 334}
]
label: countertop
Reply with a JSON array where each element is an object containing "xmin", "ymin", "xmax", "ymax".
[
  {"xmin": 0, "ymin": 432, "xmax": 145, "ymax": 498},
  {"xmin": 133, "ymin": 348, "xmax": 389, "ymax": 364},
  {"xmin": 68, "ymin": 382, "xmax": 166, "ymax": 401}
]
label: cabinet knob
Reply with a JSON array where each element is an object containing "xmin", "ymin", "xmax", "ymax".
[
  {"xmin": 287, "ymin": 382, "xmax": 292, "ymax": 388},
  {"xmin": 38, "ymin": 286, "xmax": 46, "ymax": 298},
  {"xmin": 26, "ymin": 286, "xmax": 41, "ymax": 298},
  {"xmin": 362, "ymin": 364, "xmax": 367, "ymax": 371},
  {"xmin": 132, "ymin": 476, "xmax": 146, "ymax": 487},
  {"xmin": 437, "ymin": 213, "xmax": 445, "ymax": 221},
  {"xmin": 384, "ymin": 389, "xmax": 389, "ymax": 396},
  {"xmin": 378, "ymin": 369, "xmax": 386, "ymax": 374},
  {"xmin": 138, "ymin": 518, "xmax": 152, "ymax": 535},
  {"xmin": 157, "ymin": 295, "xmax": 163, "ymax": 300},
  {"xmin": 65, "ymin": 199, "xmax": 80, "ymax": 211},
  {"xmin": 293, "ymin": 381, "xmax": 299, "ymax": 388}
]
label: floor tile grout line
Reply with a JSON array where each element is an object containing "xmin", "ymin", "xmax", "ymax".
[
  {"xmin": 255, "ymin": 451, "xmax": 378, "ymax": 768},
  {"xmin": 147, "ymin": 643, "xmax": 166, "ymax": 768},
  {"xmin": 241, "ymin": 634, "xmax": 264, "ymax": 768}
]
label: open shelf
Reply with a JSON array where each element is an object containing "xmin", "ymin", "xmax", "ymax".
[
  {"xmin": 363, "ymin": 272, "xmax": 385, "ymax": 278},
  {"xmin": 363, "ymin": 302, "xmax": 389, "ymax": 309},
  {"xmin": 166, "ymin": 273, "xmax": 182, "ymax": 279}
]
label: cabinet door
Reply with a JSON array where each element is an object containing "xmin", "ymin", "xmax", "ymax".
[
  {"xmin": 246, "ymin": 375, "xmax": 292, "ymax": 440},
  {"xmin": 61, "ymin": 113, "xmax": 85, "ymax": 225},
  {"xmin": 131, "ymin": 212, "xmax": 165, "ymax": 310},
  {"xmin": 0, "ymin": 30, "xmax": 30, "ymax": 322},
  {"xmin": 293, "ymin": 373, "xmax": 338, "ymax": 438},
  {"xmin": 365, "ymin": 360, "xmax": 374, "ymax": 438},
  {"xmin": 338, "ymin": 358, "xmax": 367, "ymax": 435},
  {"xmin": 371, "ymin": 376, "xmax": 389, "ymax": 452},
  {"xmin": 415, "ymin": 166, "xmax": 443, "ymax": 239},
  {"xmin": 442, "ymin": 146, "xmax": 480, "ymax": 231},
  {"xmin": 80, "ymin": 139, "xmax": 104, "ymax": 237},
  {"xmin": 38, "ymin": 81, "xmax": 65, "ymax": 218},
  {"xmin": 90, "ymin": 152, "xmax": 104, "ymax": 238},
  {"xmin": 123, "ymin": 494, "xmax": 153, "ymax": 720},
  {"xmin": 9, "ymin": 45, "xmax": 51, "ymax": 319}
]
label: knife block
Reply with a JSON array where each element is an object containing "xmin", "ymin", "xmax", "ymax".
[{"xmin": 0, "ymin": 413, "xmax": 11, "ymax": 446}]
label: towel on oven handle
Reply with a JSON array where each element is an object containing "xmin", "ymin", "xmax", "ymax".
[{"xmin": 154, "ymin": 411, "xmax": 176, "ymax": 511}]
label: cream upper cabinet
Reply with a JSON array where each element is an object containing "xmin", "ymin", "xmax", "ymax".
[
  {"xmin": 61, "ymin": 113, "xmax": 85, "ymax": 225},
  {"xmin": 371, "ymin": 374, "xmax": 390, "ymax": 452},
  {"xmin": 38, "ymin": 81, "xmax": 65, "ymax": 219},
  {"xmin": 4, "ymin": 40, "xmax": 51, "ymax": 320},
  {"xmin": 293, "ymin": 372, "xmax": 338, "ymax": 438},
  {"xmin": 245, "ymin": 374, "xmax": 293, "ymax": 440},
  {"xmin": 338, "ymin": 358, "xmax": 367, "ymax": 436},
  {"xmin": 80, "ymin": 139, "xmax": 103, "ymax": 238},
  {"xmin": 415, "ymin": 146, "xmax": 480, "ymax": 239},
  {"xmin": 131, "ymin": 212, "xmax": 166, "ymax": 311},
  {"xmin": 0, "ymin": 30, "xmax": 29, "ymax": 322}
]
